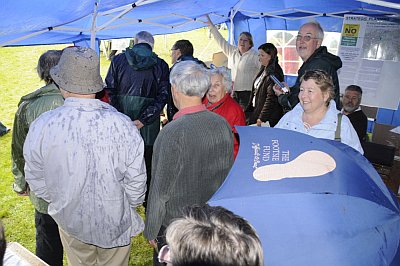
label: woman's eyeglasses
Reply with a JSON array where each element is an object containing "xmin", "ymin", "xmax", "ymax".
[{"xmin": 158, "ymin": 245, "xmax": 171, "ymax": 264}]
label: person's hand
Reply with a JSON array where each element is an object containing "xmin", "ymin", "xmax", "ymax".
[
  {"xmin": 148, "ymin": 239, "xmax": 158, "ymax": 249},
  {"xmin": 15, "ymin": 190, "xmax": 29, "ymax": 196},
  {"xmin": 13, "ymin": 184, "xmax": 29, "ymax": 196},
  {"xmin": 273, "ymin": 84, "xmax": 289, "ymax": 96},
  {"xmin": 256, "ymin": 119, "xmax": 263, "ymax": 127},
  {"xmin": 161, "ymin": 118, "xmax": 168, "ymax": 126},
  {"xmin": 133, "ymin": 120, "xmax": 144, "ymax": 129}
]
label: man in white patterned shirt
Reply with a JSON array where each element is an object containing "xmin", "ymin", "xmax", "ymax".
[{"xmin": 24, "ymin": 47, "xmax": 147, "ymax": 266}]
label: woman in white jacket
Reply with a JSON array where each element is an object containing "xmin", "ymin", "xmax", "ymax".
[
  {"xmin": 206, "ymin": 15, "xmax": 260, "ymax": 110},
  {"xmin": 276, "ymin": 69, "xmax": 363, "ymax": 154}
]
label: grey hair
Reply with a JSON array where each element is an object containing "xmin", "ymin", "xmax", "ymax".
[
  {"xmin": 301, "ymin": 21, "xmax": 324, "ymax": 40},
  {"xmin": 345, "ymin": 85, "xmax": 363, "ymax": 99},
  {"xmin": 210, "ymin": 67, "xmax": 233, "ymax": 93},
  {"xmin": 166, "ymin": 204, "xmax": 264, "ymax": 266},
  {"xmin": 37, "ymin": 50, "xmax": 63, "ymax": 85},
  {"xmin": 135, "ymin": 31, "xmax": 154, "ymax": 49},
  {"xmin": 170, "ymin": 61, "xmax": 210, "ymax": 97}
]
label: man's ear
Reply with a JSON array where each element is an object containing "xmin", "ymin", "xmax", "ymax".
[
  {"xmin": 171, "ymin": 84, "xmax": 180, "ymax": 108},
  {"xmin": 317, "ymin": 39, "xmax": 323, "ymax": 48},
  {"xmin": 171, "ymin": 85, "xmax": 179, "ymax": 98}
]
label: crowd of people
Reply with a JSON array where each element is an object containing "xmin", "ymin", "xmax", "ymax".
[{"xmin": 2, "ymin": 17, "xmax": 369, "ymax": 266}]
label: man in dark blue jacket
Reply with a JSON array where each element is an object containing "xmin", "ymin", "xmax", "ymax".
[
  {"xmin": 166, "ymin": 40, "xmax": 207, "ymax": 121},
  {"xmin": 105, "ymin": 31, "xmax": 169, "ymax": 207}
]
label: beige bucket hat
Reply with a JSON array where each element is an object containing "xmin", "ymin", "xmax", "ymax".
[{"xmin": 50, "ymin": 47, "xmax": 104, "ymax": 94}]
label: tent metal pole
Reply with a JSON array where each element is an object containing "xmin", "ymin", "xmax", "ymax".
[
  {"xmin": 229, "ymin": 8, "xmax": 235, "ymax": 45},
  {"xmin": 90, "ymin": 1, "xmax": 99, "ymax": 50},
  {"xmin": 229, "ymin": 0, "xmax": 246, "ymax": 45},
  {"xmin": 0, "ymin": 29, "xmax": 49, "ymax": 47},
  {"xmin": 97, "ymin": 5, "xmax": 135, "ymax": 31},
  {"xmin": 357, "ymin": 0, "xmax": 400, "ymax": 9}
]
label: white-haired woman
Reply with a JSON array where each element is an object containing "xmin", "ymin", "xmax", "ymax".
[
  {"xmin": 276, "ymin": 70, "xmax": 363, "ymax": 154},
  {"xmin": 202, "ymin": 67, "xmax": 246, "ymax": 158}
]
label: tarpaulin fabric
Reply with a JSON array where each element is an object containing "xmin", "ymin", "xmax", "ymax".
[
  {"xmin": 209, "ymin": 126, "xmax": 400, "ymax": 266},
  {"xmin": 1, "ymin": 0, "xmax": 399, "ymax": 47}
]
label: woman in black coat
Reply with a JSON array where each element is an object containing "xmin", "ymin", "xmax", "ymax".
[{"xmin": 245, "ymin": 43, "xmax": 284, "ymax": 127}]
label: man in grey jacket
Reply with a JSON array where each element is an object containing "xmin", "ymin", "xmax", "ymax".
[
  {"xmin": 24, "ymin": 47, "xmax": 147, "ymax": 266},
  {"xmin": 144, "ymin": 61, "xmax": 234, "ymax": 266}
]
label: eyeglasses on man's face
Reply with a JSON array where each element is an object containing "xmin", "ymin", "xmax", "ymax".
[
  {"xmin": 296, "ymin": 35, "xmax": 319, "ymax": 42},
  {"xmin": 158, "ymin": 245, "xmax": 172, "ymax": 264}
]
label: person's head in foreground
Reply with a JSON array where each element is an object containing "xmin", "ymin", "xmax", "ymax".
[
  {"xmin": 206, "ymin": 66, "xmax": 232, "ymax": 104},
  {"xmin": 169, "ymin": 61, "xmax": 210, "ymax": 109},
  {"xmin": 159, "ymin": 204, "xmax": 264, "ymax": 266},
  {"xmin": 342, "ymin": 85, "xmax": 362, "ymax": 114},
  {"xmin": 299, "ymin": 69, "xmax": 335, "ymax": 115},
  {"xmin": 50, "ymin": 46, "xmax": 104, "ymax": 98}
]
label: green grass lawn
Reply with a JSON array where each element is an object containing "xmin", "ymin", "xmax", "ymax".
[{"xmin": 0, "ymin": 27, "xmax": 226, "ymax": 265}]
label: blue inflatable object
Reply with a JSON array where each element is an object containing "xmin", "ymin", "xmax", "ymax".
[{"xmin": 209, "ymin": 126, "xmax": 400, "ymax": 266}]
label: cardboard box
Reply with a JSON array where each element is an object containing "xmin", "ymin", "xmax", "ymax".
[
  {"xmin": 212, "ymin": 52, "xmax": 228, "ymax": 67},
  {"xmin": 4, "ymin": 242, "xmax": 48, "ymax": 266},
  {"xmin": 360, "ymin": 105, "xmax": 378, "ymax": 120},
  {"xmin": 372, "ymin": 123, "xmax": 400, "ymax": 157}
]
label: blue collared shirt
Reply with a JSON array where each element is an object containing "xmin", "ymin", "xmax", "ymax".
[{"xmin": 276, "ymin": 100, "xmax": 363, "ymax": 154}]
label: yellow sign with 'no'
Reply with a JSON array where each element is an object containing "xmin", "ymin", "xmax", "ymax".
[{"xmin": 343, "ymin": 24, "xmax": 360, "ymax": 37}]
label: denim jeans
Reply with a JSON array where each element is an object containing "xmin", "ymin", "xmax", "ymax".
[{"xmin": 35, "ymin": 210, "xmax": 63, "ymax": 266}]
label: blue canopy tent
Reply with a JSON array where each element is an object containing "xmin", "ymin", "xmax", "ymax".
[
  {"xmin": 1, "ymin": 0, "xmax": 399, "ymax": 49},
  {"xmin": 1, "ymin": 0, "xmax": 399, "ymax": 120},
  {"xmin": 1, "ymin": 0, "xmax": 399, "ymax": 122}
]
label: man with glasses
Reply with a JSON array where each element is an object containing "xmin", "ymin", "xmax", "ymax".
[
  {"xmin": 166, "ymin": 40, "xmax": 207, "ymax": 122},
  {"xmin": 273, "ymin": 21, "xmax": 342, "ymax": 111}
]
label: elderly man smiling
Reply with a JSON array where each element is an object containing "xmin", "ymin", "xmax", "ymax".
[{"xmin": 274, "ymin": 21, "xmax": 342, "ymax": 111}]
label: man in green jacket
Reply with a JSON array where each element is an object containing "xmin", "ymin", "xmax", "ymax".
[{"xmin": 11, "ymin": 50, "xmax": 64, "ymax": 266}]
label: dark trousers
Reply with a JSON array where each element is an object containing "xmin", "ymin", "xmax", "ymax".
[
  {"xmin": 143, "ymin": 145, "xmax": 153, "ymax": 209},
  {"xmin": 152, "ymin": 226, "xmax": 167, "ymax": 266},
  {"xmin": 232, "ymin": 91, "xmax": 251, "ymax": 111},
  {"xmin": 35, "ymin": 210, "xmax": 63, "ymax": 266}
]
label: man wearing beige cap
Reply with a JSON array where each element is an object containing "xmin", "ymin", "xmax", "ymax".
[{"xmin": 24, "ymin": 47, "xmax": 147, "ymax": 266}]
